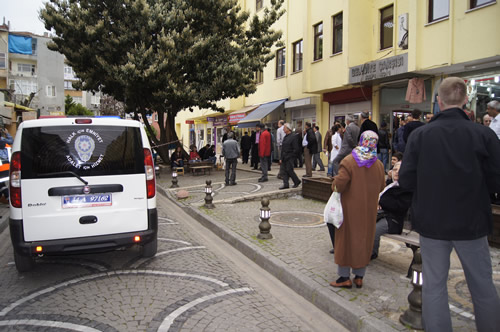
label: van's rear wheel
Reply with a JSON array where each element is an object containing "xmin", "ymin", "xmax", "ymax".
[
  {"xmin": 14, "ymin": 251, "xmax": 34, "ymax": 272},
  {"xmin": 142, "ymin": 237, "xmax": 157, "ymax": 258}
]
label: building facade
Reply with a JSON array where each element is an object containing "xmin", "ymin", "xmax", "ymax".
[{"xmin": 174, "ymin": 0, "xmax": 500, "ymax": 160}]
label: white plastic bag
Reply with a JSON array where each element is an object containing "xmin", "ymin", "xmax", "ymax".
[{"xmin": 324, "ymin": 188, "xmax": 343, "ymax": 229}]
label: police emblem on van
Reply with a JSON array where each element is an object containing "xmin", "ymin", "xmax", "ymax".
[{"xmin": 75, "ymin": 135, "xmax": 95, "ymax": 162}]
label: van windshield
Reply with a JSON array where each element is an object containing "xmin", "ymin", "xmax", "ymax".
[{"xmin": 21, "ymin": 125, "xmax": 144, "ymax": 179}]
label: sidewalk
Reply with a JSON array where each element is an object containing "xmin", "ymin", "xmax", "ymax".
[{"xmin": 157, "ymin": 159, "xmax": 500, "ymax": 332}]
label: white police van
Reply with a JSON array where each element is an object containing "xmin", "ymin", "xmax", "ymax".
[{"xmin": 9, "ymin": 117, "xmax": 158, "ymax": 272}]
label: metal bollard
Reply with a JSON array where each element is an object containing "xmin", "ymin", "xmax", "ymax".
[
  {"xmin": 400, "ymin": 248, "xmax": 423, "ymax": 330},
  {"xmin": 204, "ymin": 180, "xmax": 214, "ymax": 209},
  {"xmin": 170, "ymin": 170, "xmax": 179, "ymax": 188},
  {"xmin": 257, "ymin": 198, "xmax": 272, "ymax": 239}
]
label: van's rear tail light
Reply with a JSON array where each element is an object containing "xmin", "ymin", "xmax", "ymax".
[
  {"xmin": 10, "ymin": 151, "xmax": 21, "ymax": 208},
  {"xmin": 134, "ymin": 235, "xmax": 141, "ymax": 242},
  {"xmin": 144, "ymin": 148, "xmax": 156, "ymax": 199},
  {"xmin": 75, "ymin": 119, "xmax": 92, "ymax": 124}
]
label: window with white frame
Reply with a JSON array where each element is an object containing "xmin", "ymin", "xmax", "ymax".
[
  {"xmin": 276, "ymin": 48, "xmax": 286, "ymax": 78},
  {"xmin": 64, "ymin": 80, "xmax": 75, "ymax": 90},
  {"xmin": 428, "ymin": 0, "xmax": 449, "ymax": 22},
  {"xmin": 332, "ymin": 12, "xmax": 343, "ymax": 54},
  {"xmin": 18, "ymin": 63, "xmax": 36, "ymax": 75},
  {"xmin": 470, "ymin": 0, "xmax": 495, "ymax": 9},
  {"xmin": 293, "ymin": 40, "xmax": 303, "ymax": 72},
  {"xmin": 313, "ymin": 22, "xmax": 323, "ymax": 61},
  {"xmin": 46, "ymin": 85, "xmax": 56, "ymax": 97},
  {"xmin": 64, "ymin": 66, "xmax": 73, "ymax": 75},
  {"xmin": 255, "ymin": 70, "xmax": 263, "ymax": 84},
  {"xmin": 72, "ymin": 96, "xmax": 83, "ymax": 105},
  {"xmin": 10, "ymin": 79, "xmax": 38, "ymax": 95},
  {"xmin": 380, "ymin": 5, "xmax": 394, "ymax": 49},
  {"xmin": 0, "ymin": 53, "xmax": 5, "ymax": 69}
]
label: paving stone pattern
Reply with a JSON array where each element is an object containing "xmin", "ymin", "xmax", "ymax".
[{"xmin": 0, "ymin": 196, "xmax": 313, "ymax": 331}]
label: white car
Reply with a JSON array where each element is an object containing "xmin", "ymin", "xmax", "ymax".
[{"xmin": 9, "ymin": 117, "xmax": 158, "ymax": 272}]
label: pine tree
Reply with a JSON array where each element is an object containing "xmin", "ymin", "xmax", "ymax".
[{"xmin": 40, "ymin": 0, "xmax": 284, "ymax": 162}]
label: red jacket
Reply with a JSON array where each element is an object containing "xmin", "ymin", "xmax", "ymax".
[{"xmin": 258, "ymin": 130, "xmax": 271, "ymax": 157}]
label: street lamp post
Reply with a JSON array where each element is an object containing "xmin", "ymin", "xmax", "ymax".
[
  {"xmin": 170, "ymin": 170, "xmax": 179, "ymax": 188},
  {"xmin": 257, "ymin": 198, "xmax": 272, "ymax": 240},
  {"xmin": 204, "ymin": 180, "xmax": 214, "ymax": 209},
  {"xmin": 400, "ymin": 249, "xmax": 423, "ymax": 330}
]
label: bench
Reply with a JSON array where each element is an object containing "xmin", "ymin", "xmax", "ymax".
[
  {"xmin": 383, "ymin": 229, "xmax": 420, "ymax": 278},
  {"xmin": 190, "ymin": 165, "xmax": 212, "ymax": 176}
]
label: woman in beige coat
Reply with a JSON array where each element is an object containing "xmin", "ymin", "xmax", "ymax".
[{"xmin": 330, "ymin": 130, "xmax": 385, "ymax": 289}]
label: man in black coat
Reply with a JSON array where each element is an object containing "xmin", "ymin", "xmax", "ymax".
[
  {"xmin": 279, "ymin": 123, "xmax": 301, "ymax": 189},
  {"xmin": 399, "ymin": 77, "xmax": 500, "ymax": 332},
  {"xmin": 250, "ymin": 128, "xmax": 260, "ymax": 170},
  {"xmin": 402, "ymin": 109, "xmax": 425, "ymax": 143},
  {"xmin": 303, "ymin": 122, "xmax": 317, "ymax": 177},
  {"xmin": 357, "ymin": 111, "xmax": 378, "ymax": 142},
  {"xmin": 240, "ymin": 132, "xmax": 252, "ymax": 164}
]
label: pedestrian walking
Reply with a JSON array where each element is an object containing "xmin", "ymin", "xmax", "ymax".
[
  {"xmin": 399, "ymin": 77, "xmax": 500, "ymax": 332},
  {"xmin": 222, "ymin": 132, "xmax": 240, "ymax": 186},
  {"xmin": 258, "ymin": 123, "xmax": 271, "ymax": 182},
  {"xmin": 312, "ymin": 126, "xmax": 325, "ymax": 172},
  {"xmin": 293, "ymin": 128, "xmax": 303, "ymax": 168},
  {"xmin": 303, "ymin": 122, "xmax": 317, "ymax": 177},
  {"xmin": 487, "ymin": 100, "xmax": 500, "ymax": 139},
  {"xmin": 357, "ymin": 111, "xmax": 378, "ymax": 142},
  {"xmin": 332, "ymin": 115, "xmax": 359, "ymax": 175},
  {"xmin": 329, "ymin": 130, "xmax": 385, "ymax": 289},
  {"xmin": 403, "ymin": 109, "xmax": 424, "ymax": 143},
  {"xmin": 240, "ymin": 132, "xmax": 252, "ymax": 164},
  {"xmin": 278, "ymin": 123, "xmax": 301, "ymax": 189}
]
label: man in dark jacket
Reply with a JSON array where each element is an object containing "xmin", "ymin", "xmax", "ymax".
[
  {"xmin": 403, "ymin": 109, "xmax": 425, "ymax": 143},
  {"xmin": 240, "ymin": 132, "xmax": 252, "ymax": 164},
  {"xmin": 303, "ymin": 122, "xmax": 317, "ymax": 177},
  {"xmin": 279, "ymin": 123, "xmax": 301, "ymax": 189},
  {"xmin": 399, "ymin": 77, "xmax": 500, "ymax": 332},
  {"xmin": 357, "ymin": 111, "xmax": 378, "ymax": 142}
]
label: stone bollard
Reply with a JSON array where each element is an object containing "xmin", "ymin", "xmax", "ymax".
[
  {"xmin": 400, "ymin": 248, "xmax": 423, "ymax": 330},
  {"xmin": 204, "ymin": 180, "xmax": 214, "ymax": 209},
  {"xmin": 170, "ymin": 170, "xmax": 179, "ymax": 188},
  {"xmin": 257, "ymin": 198, "xmax": 272, "ymax": 239}
]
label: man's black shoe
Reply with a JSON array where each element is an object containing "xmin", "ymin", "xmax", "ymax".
[
  {"xmin": 370, "ymin": 253, "xmax": 378, "ymax": 260},
  {"xmin": 225, "ymin": 181, "xmax": 229, "ymax": 185},
  {"xmin": 279, "ymin": 185, "xmax": 289, "ymax": 190},
  {"xmin": 292, "ymin": 181, "xmax": 301, "ymax": 188},
  {"xmin": 230, "ymin": 182, "xmax": 237, "ymax": 185},
  {"xmin": 258, "ymin": 178, "xmax": 268, "ymax": 182},
  {"xmin": 329, "ymin": 249, "xmax": 335, "ymax": 254},
  {"xmin": 303, "ymin": 175, "xmax": 312, "ymax": 178}
]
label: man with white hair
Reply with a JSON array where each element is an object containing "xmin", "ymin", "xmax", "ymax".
[
  {"xmin": 487, "ymin": 100, "xmax": 500, "ymax": 138},
  {"xmin": 332, "ymin": 115, "xmax": 360, "ymax": 175},
  {"xmin": 400, "ymin": 77, "xmax": 500, "ymax": 332},
  {"xmin": 279, "ymin": 123, "xmax": 301, "ymax": 189}
]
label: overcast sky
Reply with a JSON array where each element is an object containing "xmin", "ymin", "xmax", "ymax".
[{"xmin": 2, "ymin": 0, "xmax": 49, "ymax": 35}]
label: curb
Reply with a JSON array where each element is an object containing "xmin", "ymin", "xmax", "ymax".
[{"xmin": 158, "ymin": 186, "xmax": 400, "ymax": 332}]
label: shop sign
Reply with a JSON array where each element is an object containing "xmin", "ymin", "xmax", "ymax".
[
  {"xmin": 185, "ymin": 120, "xmax": 195, "ymax": 124},
  {"xmin": 213, "ymin": 117, "xmax": 228, "ymax": 126},
  {"xmin": 228, "ymin": 113, "xmax": 246, "ymax": 123},
  {"xmin": 349, "ymin": 53, "xmax": 408, "ymax": 84},
  {"xmin": 206, "ymin": 117, "xmax": 215, "ymax": 122}
]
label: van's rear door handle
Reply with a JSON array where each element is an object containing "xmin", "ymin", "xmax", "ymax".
[
  {"xmin": 48, "ymin": 184, "xmax": 124, "ymax": 196},
  {"xmin": 80, "ymin": 216, "xmax": 97, "ymax": 224}
]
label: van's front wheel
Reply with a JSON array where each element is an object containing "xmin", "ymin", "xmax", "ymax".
[
  {"xmin": 14, "ymin": 251, "xmax": 34, "ymax": 272},
  {"xmin": 142, "ymin": 237, "xmax": 157, "ymax": 258}
]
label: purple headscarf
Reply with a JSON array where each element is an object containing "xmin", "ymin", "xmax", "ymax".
[{"xmin": 351, "ymin": 130, "xmax": 379, "ymax": 168}]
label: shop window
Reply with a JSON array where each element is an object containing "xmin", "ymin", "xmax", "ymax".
[
  {"xmin": 313, "ymin": 22, "xmax": 323, "ymax": 61},
  {"xmin": 256, "ymin": 0, "xmax": 263, "ymax": 11},
  {"xmin": 292, "ymin": 40, "xmax": 303, "ymax": 72},
  {"xmin": 428, "ymin": 0, "xmax": 449, "ymax": 22},
  {"xmin": 276, "ymin": 48, "xmax": 286, "ymax": 78},
  {"xmin": 255, "ymin": 70, "xmax": 263, "ymax": 84},
  {"xmin": 332, "ymin": 12, "xmax": 343, "ymax": 54},
  {"xmin": 470, "ymin": 0, "xmax": 496, "ymax": 8},
  {"xmin": 380, "ymin": 5, "xmax": 394, "ymax": 50},
  {"xmin": 207, "ymin": 128, "xmax": 212, "ymax": 145}
]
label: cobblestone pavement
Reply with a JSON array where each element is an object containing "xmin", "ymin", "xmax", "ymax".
[
  {"xmin": 158, "ymin": 160, "xmax": 500, "ymax": 332},
  {"xmin": 0, "ymin": 192, "xmax": 327, "ymax": 331}
]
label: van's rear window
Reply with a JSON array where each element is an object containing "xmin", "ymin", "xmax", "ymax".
[{"xmin": 21, "ymin": 125, "xmax": 144, "ymax": 179}]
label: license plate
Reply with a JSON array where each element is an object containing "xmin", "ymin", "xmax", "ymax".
[{"xmin": 62, "ymin": 194, "xmax": 112, "ymax": 209}]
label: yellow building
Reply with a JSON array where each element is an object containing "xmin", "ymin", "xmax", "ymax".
[{"xmin": 176, "ymin": 0, "xmax": 500, "ymax": 159}]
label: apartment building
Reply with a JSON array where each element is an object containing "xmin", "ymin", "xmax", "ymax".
[{"xmin": 175, "ymin": 0, "xmax": 500, "ymax": 156}]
